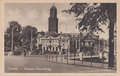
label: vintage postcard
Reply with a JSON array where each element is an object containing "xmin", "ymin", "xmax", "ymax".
[{"xmin": 0, "ymin": 0, "xmax": 120, "ymax": 76}]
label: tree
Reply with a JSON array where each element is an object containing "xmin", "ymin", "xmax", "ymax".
[
  {"xmin": 22, "ymin": 25, "xmax": 37, "ymax": 54},
  {"xmin": 5, "ymin": 21, "xmax": 22, "ymax": 52},
  {"xmin": 4, "ymin": 32, "xmax": 11, "ymax": 52},
  {"xmin": 63, "ymin": 3, "xmax": 116, "ymax": 68}
]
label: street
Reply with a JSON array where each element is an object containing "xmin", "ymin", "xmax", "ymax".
[{"xmin": 5, "ymin": 55, "xmax": 116, "ymax": 73}]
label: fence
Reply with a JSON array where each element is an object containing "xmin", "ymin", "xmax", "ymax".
[{"xmin": 44, "ymin": 52, "xmax": 116, "ymax": 69}]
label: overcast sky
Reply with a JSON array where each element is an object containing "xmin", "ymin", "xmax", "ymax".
[{"xmin": 4, "ymin": 3, "xmax": 109, "ymax": 39}]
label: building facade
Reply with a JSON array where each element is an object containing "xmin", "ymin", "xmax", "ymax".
[{"xmin": 41, "ymin": 33, "xmax": 70, "ymax": 54}]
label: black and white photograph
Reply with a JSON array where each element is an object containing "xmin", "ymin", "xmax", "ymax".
[{"xmin": 4, "ymin": 3, "xmax": 117, "ymax": 73}]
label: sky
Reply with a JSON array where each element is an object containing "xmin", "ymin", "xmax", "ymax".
[{"xmin": 4, "ymin": 3, "xmax": 109, "ymax": 39}]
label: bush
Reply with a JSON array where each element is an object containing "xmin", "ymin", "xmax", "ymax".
[
  {"xmin": 13, "ymin": 51, "xmax": 21, "ymax": 55},
  {"xmin": 13, "ymin": 46, "xmax": 23, "ymax": 55}
]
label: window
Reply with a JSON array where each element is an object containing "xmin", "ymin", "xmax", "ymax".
[
  {"xmin": 39, "ymin": 38, "xmax": 40, "ymax": 42},
  {"xmin": 39, "ymin": 45, "xmax": 42, "ymax": 50},
  {"xmin": 43, "ymin": 47, "xmax": 45, "ymax": 51},
  {"xmin": 67, "ymin": 40, "xmax": 68, "ymax": 42},
  {"xmin": 56, "ymin": 47, "xmax": 58, "ymax": 51},
  {"xmin": 53, "ymin": 47, "xmax": 54, "ymax": 51}
]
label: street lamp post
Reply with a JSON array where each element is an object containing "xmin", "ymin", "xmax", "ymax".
[
  {"xmin": 58, "ymin": 37, "xmax": 62, "ymax": 63},
  {"xmin": 79, "ymin": 33, "xmax": 81, "ymax": 52},
  {"xmin": 49, "ymin": 37, "xmax": 52, "ymax": 62},
  {"xmin": 51, "ymin": 40, "xmax": 53, "ymax": 62},
  {"xmin": 74, "ymin": 36, "xmax": 76, "ymax": 64},
  {"xmin": 21, "ymin": 38, "xmax": 23, "ymax": 54},
  {"xmin": 11, "ymin": 27, "xmax": 14, "ymax": 55},
  {"xmin": 67, "ymin": 48, "xmax": 68, "ymax": 63},
  {"xmin": 11, "ymin": 25, "xmax": 18, "ymax": 56},
  {"xmin": 30, "ymin": 29, "xmax": 33, "ymax": 56},
  {"xmin": 21, "ymin": 27, "xmax": 27, "ymax": 57},
  {"xmin": 56, "ymin": 40, "xmax": 57, "ymax": 63},
  {"xmin": 90, "ymin": 41, "xmax": 93, "ymax": 66},
  {"xmin": 102, "ymin": 38, "xmax": 104, "ymax": 68}
]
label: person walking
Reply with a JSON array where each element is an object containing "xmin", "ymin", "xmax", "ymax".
[{"xmin": 24, "ymin": 49, "xmax": 27, "ymax": 57}]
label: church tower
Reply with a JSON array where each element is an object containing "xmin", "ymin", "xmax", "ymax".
[{"xmin": 48, "ymin": 4, "xmax": 58, "ymax": 33}]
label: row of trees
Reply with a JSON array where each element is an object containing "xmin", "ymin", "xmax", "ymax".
[{"xmin": 4, "ymin": 21, "xmax": 38, "ymax": 55}]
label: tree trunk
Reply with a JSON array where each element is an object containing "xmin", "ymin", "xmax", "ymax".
[{"xmin": 108, "ymin": 20, "xmax": 114, "ymax": 68}]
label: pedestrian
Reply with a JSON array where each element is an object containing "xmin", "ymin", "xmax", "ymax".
[{"xmin": 24, "ymin": 49, "xmax": 26, "ymax": 57}]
